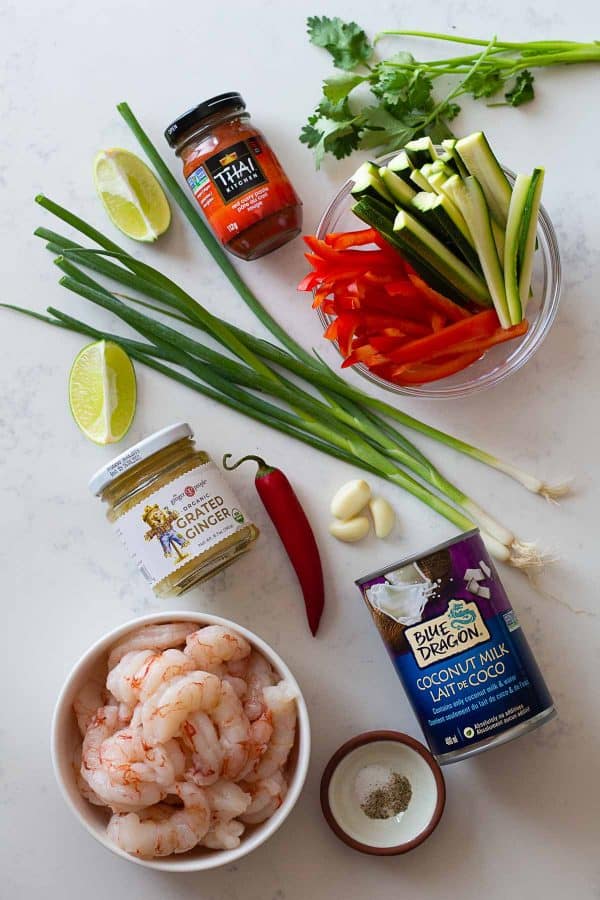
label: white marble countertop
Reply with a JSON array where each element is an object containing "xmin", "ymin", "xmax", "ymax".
[{"xmin": 2, "ymin": 1, "xmax": 599, "ymax": 896}]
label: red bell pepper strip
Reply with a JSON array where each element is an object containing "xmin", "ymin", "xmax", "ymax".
[
  {"xmin": 324, "ymin": 313, "xmax": 362, "ymax": 356},
  {"xmin": 358, "ymin": 313, "xmax": 430, "ymax": 336},
  {"xmin": 430, "ymin": 311, "xmax": 446, "ymax": 333},
  {"xmin": 222, "ymin": 454, "xmax": 324, "ymax": 636},
  {"xmin": 406, "ymin": 273, "xmax": 470, "ymax": 322},
  {"xmin": 329, "ymin": 228, "xmax": 380, "ymax": 250},
  {"xmin": 363, "ymin": 270, "xmax": 394, "ymax": 284},
  {"xmin": 387, "ymin": 310, "xmax": 499, "ymax": 366},
  {"xmin": 391, "ymin": 351, "xmax": 483, "ymax": 384},
  {"xmin": 303, "ymin": 236, "xmax": 389, "ymax": 267},
  {"xmin": 297, "ymin": 271, "xmax": 321, "ymax": 292},
  {"xmin": 419, "ymin": 319, "xmax": 529, "ymax": 361},
  {"xmin": 369, "ymin": 335, "xmax": 409, "ymax": 353},
  {"xmin": 342, "ymin": 344, "xmax": 391, "ymax": 368},
  {"xmin": 384, "ymin": 280, "xmax": 426, "ymax": 303}
]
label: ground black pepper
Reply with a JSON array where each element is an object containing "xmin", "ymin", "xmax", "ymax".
[{"xmin": 360, "ymin": 772, "xmax": 412, "ymax": 819}]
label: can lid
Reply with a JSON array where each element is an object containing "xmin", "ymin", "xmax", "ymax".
[
  {"xmin": 164, "ymin": 93, "xmax": 245, "ymax": 147},
  {"xmin": 88, "ymin": 422, "xmax": 193, "ymax": 496}
]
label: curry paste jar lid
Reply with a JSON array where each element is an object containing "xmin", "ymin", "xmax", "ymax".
[
  {"xmin": 164, "ymin": 93, "xmax": 245, "ymax": 146},
  {"xmin": 88, "ymin": 422, "xmax": 192, "ymax": 495}
]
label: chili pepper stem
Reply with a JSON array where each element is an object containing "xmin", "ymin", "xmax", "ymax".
[{"xmin": 222, "ymin": 453, "xmax": 275, "ymax": 478}]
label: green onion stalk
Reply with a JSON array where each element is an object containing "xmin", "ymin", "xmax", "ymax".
[
  {"xmin": 114, "ymin": 103, "xmax": 568, "ymax": 503},
  {"xmin": 60, "ymin": 228, "xmax": 542, "ymax": 558},
  {"xmin": 10, "ymin": 244, "xmax": 523, "ymax": 565},
  {"xmin": 23, "ymin": 202, "xmax": 547, "ymax": 563},
  {"xmin": 0, "ymin": 107, "xmax": 568, "ymax": 566},
  {"xmin": 9, "ymin": 241, "xmax": 538, "ymax": 565},
  {"xmin": 35, "ymin": 193, "xmax": 566, "ymax": 505}
]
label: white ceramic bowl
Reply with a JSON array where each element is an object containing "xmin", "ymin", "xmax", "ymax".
[{"xmin": 51, "ymin": 611, "xmax": 311, "ymax": 871}]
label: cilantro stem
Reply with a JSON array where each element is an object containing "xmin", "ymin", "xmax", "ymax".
[
  {"xmin": 419, "ymin": 36, "xmax": 498, "ymax": 130},
  {"xmin": 376, "ymin": 31, "xmax": 597, "ymax": 52}
]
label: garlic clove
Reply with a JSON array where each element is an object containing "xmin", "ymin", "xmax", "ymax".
[
  {"xmin": 368, "ymin": 496, "xmax": 396, "ymax": 539},
  {"xmin": 329, "ymin": 516, "xmax": 370, "ymax": 543},
  {"xmin": 330, "ymin": 479, "xmax": 372, "ymax": 521}
]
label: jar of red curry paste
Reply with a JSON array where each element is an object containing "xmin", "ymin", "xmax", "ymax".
[{"xmin": 165, "ymin": 92, "xmax": 302, "ymax": 260}]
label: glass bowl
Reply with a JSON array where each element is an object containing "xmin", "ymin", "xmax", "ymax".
[{"xmin": 315, "ymin": 162, "xmax": 561, "ymax": 399}]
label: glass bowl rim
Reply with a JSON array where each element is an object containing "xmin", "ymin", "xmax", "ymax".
[{"xmin": 315, "ymin": 158, "xmax": 562, "ymax": 399}]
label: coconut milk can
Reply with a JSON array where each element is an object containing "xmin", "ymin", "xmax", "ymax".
[{"xmin": 356, "ymin": 529, "xmax": 555, "ymax": 764}]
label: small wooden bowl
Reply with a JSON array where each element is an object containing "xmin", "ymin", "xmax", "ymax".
[{"xmin": 320, "ymin": 731, "xmax": 445, "ymax": 856}]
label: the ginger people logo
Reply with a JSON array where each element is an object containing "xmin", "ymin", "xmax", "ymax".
[
  {"xmin": 406, "ymin": 598, "xmax": 490, "ymax": 669},
  {"xmin": 232, "ymin": 508, "xmax": 245, "ymax": 524},
  {"xmin": 142, "ymin": 504, "xmax": 190, "ymax": 562}
]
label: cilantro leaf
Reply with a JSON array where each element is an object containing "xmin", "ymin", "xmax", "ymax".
[
  {"xmin": 463, "ymin": 69, "xmax": 504, "ymax": 99},
  {"xmin": 307, "ymin": 16, "xmax": 373, "ymax": 70},
  {"xmin": 323, "ymin": 72, "xmax": 365, "ymax": 103},
  {"xmin": 505, "ymin": 70, "xmax": 535, "ymax": 106},
  {"xmin": 301, "ymin": 19, "xmax": 552, "ymax": 167},
  {"xmin": 299, "ymin": 98, "xmax": 361, "ymax": 167},
  {"xmin": 442, "ymin": 102, "xmax": 461, "ymax": 122},
  {"xmin": 358, "ymin": 107, "xmax": 416, "ymax": 153},
  {"xmin": 299, "ymin": 123, "xmax": 323, "ymax": 150},
  {"xmin": 370, "ymin": 64, "xmax": 435, "ymax": 118}
]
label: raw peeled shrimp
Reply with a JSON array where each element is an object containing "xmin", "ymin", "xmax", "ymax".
[
  {"xmin": 243, "ymin": 651, "xmax": 275, "ymax": 721},
  {"xmin": 181, "ymin": 711, "xmax": 224, "ymax": 786},
  {"xmin": 236, "ymin": 708, "xmax": 273, "ymax": 781},
  {"xmin": 100, "ymin": 726, "xmax": 185, "ymax": 790},
  {"xmin": 141, "ymin": 671, "xmax": 221, "ymax": 745},
  {"xmin": 205, "ymin": 780, "xmax": 251, "ymax": 822},
  {"xmin": 202, "ymin": 819, "xmax": 245, "ymax": 851},
  {"xmin": 81, "ymin": 707, "xmax": 164, "ymax": 812},
  {"xmin": 185, "ymin": 625, "xmax": 251, "ymax": 673},
  {"xmin": 107, "ymin": 649, "xmax": 195, "ymax": 706},
  {"xmin": 212, "ymin": 680, "xmax": 250, "ymax": 779},
  {"xmin": 107, "ymin": 781, "xmax": 210, "ymax": 858},
  {"xmin": 76, "ymin": 624, "xmax": 296, "ymax": 859},
  {"xmin": 226, "ymin": 657, "xmax": 249, "ymax": 678},
  {"xmin": 239, "ymin": 771, "xmax": 288, "ymax": 825},
  {"xmin": 107, "ymin": 622, "xmax": 197, "ymax": 670},
  {"xmin": 73, "ymin": 676, "xmax": 106, "ymax": 737},
  {"xmin": 73, "ymin": 747, "xmax": 105, "ymax": 807},
  {"xmin": 244, "ymin": 682, "xmax": 297, "ymax": 782},
  {"xmin": 106, "ymin": 650, "xmax": 156, "ymax": 706},
  {"xmin": 222, "ymin": 674, "xmax": 247, "ymax": 699}
]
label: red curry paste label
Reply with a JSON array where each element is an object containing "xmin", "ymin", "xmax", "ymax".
[{"xmin": 186, "ymin": 138, "xmax": 298, "ymax": 243}]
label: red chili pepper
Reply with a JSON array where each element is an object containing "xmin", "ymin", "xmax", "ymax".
[{"xmin": 222, "ymin": 454, "xmax": 324, "ymax": 636}]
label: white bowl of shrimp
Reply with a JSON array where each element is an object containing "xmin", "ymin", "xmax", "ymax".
[{"xmin": 51, "ymin": 612, "xmax": 311, "ymax": 871}]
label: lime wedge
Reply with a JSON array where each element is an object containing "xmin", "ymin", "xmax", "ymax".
[
  {"xmin": 69, "ymin": 340, "xmax": 137, "ymax": 444},
  {"xmin": 93, "ymin": 148, "xmax": 171, "ymax": 242}
]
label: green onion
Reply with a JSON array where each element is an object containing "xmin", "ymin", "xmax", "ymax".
[
  {"xmin": 29, "ymin": 209, "xmax": 554, "ymax": 561},
  {"xmin": 54, "ymin": 250, "xmax": 517, "ymax": 548},
  {"xmin": 0, "ymin": 105, "xmax": 566, "ymax": 566},
  {"xmin": 115, "ymin": 105, "xmax": 567, "ymax": 500}
]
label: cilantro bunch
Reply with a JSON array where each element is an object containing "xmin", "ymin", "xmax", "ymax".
[{"xmin": 300, "ymin": 17, "xmax": 600, "ymax": 167}]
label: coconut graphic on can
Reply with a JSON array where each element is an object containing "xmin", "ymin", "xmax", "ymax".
[{"xmin": 356, "ymin": 530, "xmax": 556, "ymax": 764}]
